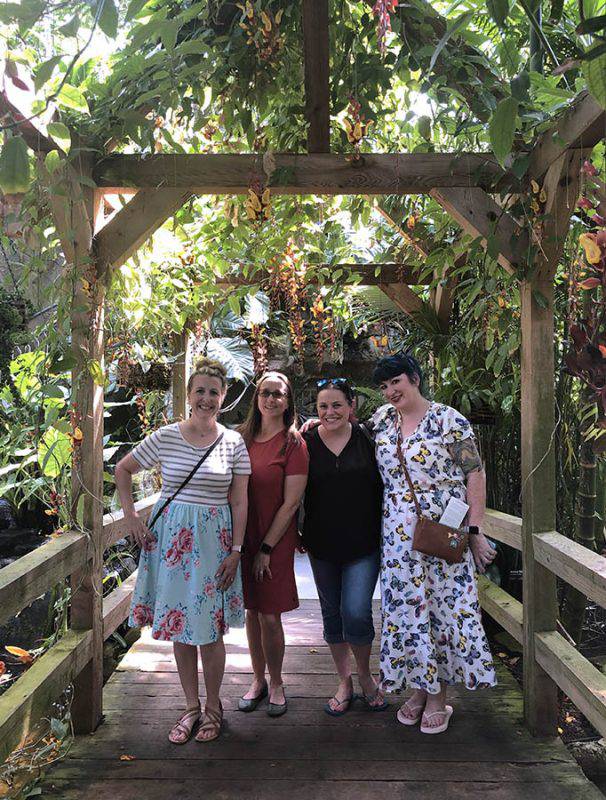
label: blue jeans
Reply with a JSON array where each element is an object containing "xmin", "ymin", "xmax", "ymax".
[{"xmin": 309, "ymin": 551, "xmax": 380, "ymax": 646}]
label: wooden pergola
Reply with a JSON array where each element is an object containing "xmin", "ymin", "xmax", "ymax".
[{"xmin": 1, "ymin": 0, "xmax": 606, "ymax": 768}]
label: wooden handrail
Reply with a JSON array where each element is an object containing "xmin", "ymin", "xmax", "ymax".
[
  {"xmin": 103, "ymin": 493, "xmax": 159, "ymax": 548},
  {"xmin": 477, "ymin": 576, "xmax": 523, "ymax": 643},
  {"xmin": 103, "ymin": 571, "xmax": 138, "ymax": 639},
  {"xmin": 0, "ymin": 531, "xmax": 88, "ymax": 626},
  {"xmin": 534, "ymin": 531, "xmax": 606, "ymax": 609},
  {"xmin": 484, "ymin": 509, "xmax": 522, "ymax": 551}
]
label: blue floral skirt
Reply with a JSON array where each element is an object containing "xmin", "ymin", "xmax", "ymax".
[{"xmin": 128, "ymin": 500, "xmax": 244, "ymax": 645}]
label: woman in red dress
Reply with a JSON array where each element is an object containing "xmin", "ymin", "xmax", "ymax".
[{"xmin": 238, "ymin": 372, "xmax": 309, "ymax": 716}]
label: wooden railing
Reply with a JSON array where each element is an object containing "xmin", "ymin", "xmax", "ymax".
[
  {"xmin": 2, "ymin": 497, "xmax": 606, "ymax": 760},
  {"xmin": 480, "ymin": 511, "xmax": 606, "ymax": 739},
  {"xmin": 0, "ymin": 493, "xmax": 159, "ymax": 763}
]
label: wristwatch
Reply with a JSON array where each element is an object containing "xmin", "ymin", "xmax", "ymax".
[
  {"xmin": 467, "ymin": 525, "xmax": 480, "ymax": 535},
  {"xmin": 260, "ymin": 542, "xmax": 273, "ymax": 555},
  {"xmin": 231, "ymin": 545, "xmax": 242, "ymax": 553}
]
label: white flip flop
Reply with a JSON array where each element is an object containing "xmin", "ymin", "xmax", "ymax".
[
  {"xmin": 420, "ymin": 704, "xmax": 453, "ymax": 734},
  {"xmin": 396, "ymin": 702, "xmax": 425, "ymax": 726}
]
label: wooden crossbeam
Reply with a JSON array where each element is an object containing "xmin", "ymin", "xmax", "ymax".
[
  {"xmin": 430, "ymin": 187, "xmax": 529, "ymax": 275},
  {"xmin": 93, "ymin": 153, "xmax": 504, "ymax": 194},
  {"xmin": 529, "ymin": 91, "xmax": 605, "ymax": 180},
  {"xmin": 216, "ymin": 263, "xmax": 430, "ymax": 286},
  {"xmin": 378, "ymin": 283, "xmax": 428, "ymax": 318},
  {"xmin": 94, "ymin": 188, "xmax": 192, "ymax": 270},
  {"xmin": 302, "ymin": 0, "xmax": 330, "ymax": 153}
]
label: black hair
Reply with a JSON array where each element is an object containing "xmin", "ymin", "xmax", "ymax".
[
  {"xmin": 372, "ymin": 352, "xmax": 424, "ymax": 393},
  {"xmin": 315, "ymin": 377, "xmax": 355, "ymax": 403}
]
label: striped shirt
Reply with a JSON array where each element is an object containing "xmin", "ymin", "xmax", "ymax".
[{"xmin": 131, "ymin": 423, "xmax": 251, "ymax": 505}]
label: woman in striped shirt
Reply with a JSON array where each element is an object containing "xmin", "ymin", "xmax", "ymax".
[{"xmin": 115, "ymin": 357, "xmax": 251, "ymax": 744}]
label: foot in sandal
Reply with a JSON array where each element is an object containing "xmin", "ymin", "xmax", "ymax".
[
  {"xmin": 420, "ymin": 705, "xmax": 453, "ymax": 734},
  {"xmin": 195, "ymin": 702, "xmax": 223, "ymax": 742},
  {"xmin": 168, "ymin": 704, "xmax": 201, "ymax": 744},
  {"xmin": 397, "ymin": 690, "xmax": 427, "ymax": 726}
]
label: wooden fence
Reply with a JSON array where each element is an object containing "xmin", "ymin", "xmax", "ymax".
[{"xmin": 2, "ymin": 497, "xmax": 606, "ymax": 762}]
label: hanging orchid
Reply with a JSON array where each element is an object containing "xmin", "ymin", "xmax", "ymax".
[{"xmin": 372, "ymin": 0, "xmax": 398, "ymax": 56}]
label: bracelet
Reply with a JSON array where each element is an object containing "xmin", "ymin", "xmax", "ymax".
[{"xmin": 231, "ymin": 545, "xmax": 242, "ymax": 554}]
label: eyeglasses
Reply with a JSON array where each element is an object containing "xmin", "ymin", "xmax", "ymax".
[
  {"xmin": 316, "ymin": 378, "xmax": 349, "ymax": 389},
  {"xmin": 259, "ymin": 389, "xmax": 287, "ymax": 400}
]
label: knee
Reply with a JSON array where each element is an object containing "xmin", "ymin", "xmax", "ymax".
[
  {"xmin": 259, "ymin": 612, "xmax": 282, "ymax": 631},
  {"xmin": 342, "ymin": 601, "xmax": 373, "ymax": 640}
]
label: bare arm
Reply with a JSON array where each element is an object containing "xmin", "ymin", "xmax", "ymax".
[
  {"xmin": 114, "ymin": 453, "xmax": 150, "ymax": 546},
  {"xmin": 253, "ymin": 473, "xmax": 308, "ymax": 581},
  {"xmin": 216, "ymin": 473, "xmax": 249, "ymax": 590}
]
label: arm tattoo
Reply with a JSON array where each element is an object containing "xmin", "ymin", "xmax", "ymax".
[{"xmin": 449, "ymin": 438, "xmax": 483, "ymax": 475}]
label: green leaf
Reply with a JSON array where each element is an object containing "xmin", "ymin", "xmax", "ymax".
[
  {"xmin": 45, "ymin": 149, "xmax": 62, "ymax": 173},
  {"xmin": 206, "ymin": 337, "xmax": 253, "ymax": 382},
  {"xmin": 489, "ymin": 96, "xmax": 518, "ymax": 166},
  {"xmin": 59, "ymin": 15, "xmax": 79, "ymax": 37},
  {"xmin": 34, "ymin": 56, "xmax": 62, "ymax": 91},
  {"xmin": 88, "ymin": 359, "xmax": 105, "ymax": 386},
  {"xmin": 510, "ymin": 71, "xmax": 530, "ymax": 102},
  {"xmin": 0, "ymin": 136, "xmax": 31, "ymax": 194},
  {"xmin": 227, "ymin": 294, "xmax": 241, "ymax": 317},
  {"xmin": 487, "ymin": 0, "xmax": 509, "ymax": 27},
  {"xmin": 57, "ymin": 84, "xmax": 89, "ymax": 114},
  {"xmin": 428, "ymin": 11, "xmax": 474, "ymax": 73},
  {"xmin": 38, "ymin": 427, "xmax": 71, "ymax": 478},
  {"xmin": 98, "ymin": 0, "xmax": 119, "ymax": 38},
  {"xmin": 126, "ymin": 0, "xmax": 149, "ymax": 19},
  {"xmin": 583, "ymin": 50, "xmax": 606, "ymax": 109},
  {"xmin": 47, "ymin": 122, "xmax": 71, "ymax": 153},
  {"xmin": 576, "ymin": 15, "xmax": 606, "ymax": 35},
  {"xmin": 417, "ymin": 115, "xmax": 432, "ymax": 140},
  {"xmin": 41, "ymin": 384, "xmax": 65, "ymax": 399}
]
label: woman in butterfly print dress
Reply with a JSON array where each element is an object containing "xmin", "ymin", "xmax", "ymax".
[{"xmin": 367, "ymin": 353, "xmax": 497, "ymax": 734}]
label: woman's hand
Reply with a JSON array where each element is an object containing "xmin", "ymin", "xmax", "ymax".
[
  {"xmin": 125, "ymin": 512, "xmax": 152, "ymax": 548},
  {"xmin": 216, "ymin": 552, "xmax": 241, "ymax": 591},
  {"xmin": 469, "ymin": 533, "xmax": 496, "ymax": 574},
  {"xmin": 299, "ymin": 418, "xmax": 320, "ymax": 434},
  {"xmin": 253, "ymin": 551, "xmax": 272, "ymax": 582}
]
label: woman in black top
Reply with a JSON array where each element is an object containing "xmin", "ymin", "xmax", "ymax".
[{"xmin": 302, "ymin": 379, "xmax": 386, "ymax": 716}]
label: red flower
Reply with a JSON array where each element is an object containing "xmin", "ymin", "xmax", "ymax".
[
  {"xmin": 177, "ymin": 527, "xmax": 194, "ymax": 554},
  {"xmin": 204, "ymin": 581, "xmax": 216, "ymax": 598},
  {"xmin": 165, "ymin": 545, "xmax": 182, "ymax": 567},
  {"xmin": 228, "ymin": 595, "xmax": 242, "ymax": 612},
  {"xmin": 164, "ymin": 609, "xmax": 186, "ymax": 636},
  {"xmin": 219, "ymin": 527, "xmax": 232, "ymax": 552},
  {"xmin": 214, "ymin": 608, "xmax": 227, "ymax": 634},
  {"xmin": 132, "ymin": 604, "xmax": 153, "ymax": 626}
]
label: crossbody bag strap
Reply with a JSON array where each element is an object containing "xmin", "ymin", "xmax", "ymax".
[
  {"xmin": 394, "ymin": 421, "xmax": 423, "ymax": 519},
  {"xmin": 148, "ymin": 431, "xmax": 224, "ymax": 530}
]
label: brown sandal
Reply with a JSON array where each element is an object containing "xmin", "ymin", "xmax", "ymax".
[
  {"xmin": 195, "ymin": 702, "xmax": 223, "ymax": 742},
  {"xmin": 168, "ymin": 705, "xmax": 201, "ymax": 744}
]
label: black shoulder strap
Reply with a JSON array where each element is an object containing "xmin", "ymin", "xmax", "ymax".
[{"xmin": 148, "ymin": 432, "xmax": 224, "ymax": 530}]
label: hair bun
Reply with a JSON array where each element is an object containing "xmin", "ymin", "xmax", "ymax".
[{"xmin": 193, "ymin": 356, "xmax": 227, "ymax": 378}]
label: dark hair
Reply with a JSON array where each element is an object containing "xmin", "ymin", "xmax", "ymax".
[
  {"xmin": 238, "ymin": 371, "xmax": 300, "ymax": 447},
  {"xmin": 316, "ymin": 377, "xmax": 355, "ymax": 404},
  {"xmin": 373, "ymin": 352, "xmax": 424, "ymax": 393},
  {"xmin": 187, "ymin": 356, "xmax": 227, "ymax": 392}
]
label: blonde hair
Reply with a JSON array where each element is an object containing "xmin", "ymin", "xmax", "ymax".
[{"xmin": 187, "ymin": 356, "xmax": 228, "ymax": 392}]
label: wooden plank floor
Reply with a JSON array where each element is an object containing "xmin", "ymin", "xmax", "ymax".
[{"xmin": 41, "ymin": 601, "xmax": 603, "ymax": 799}]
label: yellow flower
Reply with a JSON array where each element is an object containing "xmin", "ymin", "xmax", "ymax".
[
  {"xmin": 261, "ymin": 10, "xmax": 272, "ymax": 31},
  {"xmin": 580, "ymin": 233, "xmax": 602, "ymax": 265}
]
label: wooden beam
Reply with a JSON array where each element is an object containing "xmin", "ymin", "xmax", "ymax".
[
  {"xmin": 378, "ymin": 283, "xmax": 428, "ymax": 318},
  {"xmin": 0, "ymin": 531, "xmax": 87, "ymax": 627},
  {"xmin": 93, "ymin": 153, "xmax": 505, "ymax": 194},
  {"xmin": 0, "ymin": 90, "xmax": 56, "ymax": 155},
  {"xmin": 372, "ymin": 202, "xmax": 431, "ymax": 258},
  {"xmin": 0, "ymin": 630, "xmax": 92, "ymax": 764},
  {"xmin": 520, "ymin": 277, "xmax": 558, "ymax": 736},
  {"xmin": 477, "ymin": 576, "xmax": 523, "ymax": 644},
  {"xmin": 430, "ymin": 187, "xmax": 529, "ymax": 275},
  {"xmin": 535, "ymin": 631, "xmax": 606, "ymax": 739},
  {"xmin": 534, "ymin": 531, "xmax": 606, "ymax": 610},
  {"xmin": 484, "ymin": 509, "xmax": 523, "ymax": 551},
  {"xmin": 103, "ymin": 572, "xmax": 138, "ymax": 640},
  {"xmin": 218, "ymin": 263, "xmax": 430, "ymax": 286},
  {"xmin": 302, "ymin": 0, "xmax": 330, "ymax": 153},
  {"xmin": 94, "ymin": 188, "xmax": 192, "ymax": 270},
  {"xmin": 529, "ymin": 91, "xmax": 605, "ymax": 180},
  {"xmin": 171, "ymin": 330, "xmax": 190, "ymax": 422}
]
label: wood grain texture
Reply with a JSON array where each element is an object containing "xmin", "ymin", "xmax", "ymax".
[
  {"xmin": 302, "ymin": 0, "xmax": 330, "ymax": 153},
  {"xmin": 93, "ymin": 153, "xmax": 504, "ymax": 194},
  {"xmin": 534, "ymin": 531, "xmax": 606, "ymax": 610},
  {"xmin": 103, "ymin": 493, "xmax": 159, "ymax": 549},
  {"xmin": 477, "ymin": 576, "xmax": 523, "ymax": 643},
  {"xmin": 484, "ymin": 509, "xmax": 523, "ymax": 550}
]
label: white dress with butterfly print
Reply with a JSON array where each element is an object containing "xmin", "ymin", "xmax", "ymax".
[{"xmin": 368, "ymin": 402, "xmax": 497, "ymax": 695}]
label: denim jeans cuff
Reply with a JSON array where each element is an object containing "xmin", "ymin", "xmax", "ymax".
[{"xmin": 323, "ymin": 633, "xmax": 346, "ymax": 644}]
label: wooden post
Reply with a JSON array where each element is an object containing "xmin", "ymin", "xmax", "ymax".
[
  {"xmin": 302, "ymin": 0, "xmax": 330, "ymax": 153},
  {"xmin": 520, "ymin": 278, "xmax": 559, "ymax": 735},
  {"xmin": 172, "ymin": 330, "xmax": 190, "ymax": 421},
  {"xmin": 53, "ymin": 164, "xmax": 105, "ymax": 734}
]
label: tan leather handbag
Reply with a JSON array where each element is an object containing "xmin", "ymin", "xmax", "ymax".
[{"xmin": 395, "ymin": 431, "xmax": 468, "ymax": 565}]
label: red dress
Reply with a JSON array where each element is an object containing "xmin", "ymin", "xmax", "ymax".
[{"xmin": 242, "ymin": 431, "xmax": 309, "ymax": 613}]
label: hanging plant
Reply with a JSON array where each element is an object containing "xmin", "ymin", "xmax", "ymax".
[
  {"xmin": 372, "ymin": 0, "xmax": 398, "ymax": 57},
  {"xmin": 237, "ymin": 2, "xmax": 284, "ymax": 65},
  {"xmin": 310, "ymin": 294, "xmax": 337, "ymax": 369},
  {"xmin": 249, "ymin": 323, "xmax": 268, "ymax": 375},
  {"xmin": 244, "ymin": 175, "xmax": 272, "ymax": 223},
  {"xmin": 343, "ymin": 97, "xmax": 373, "ymax": 161}
]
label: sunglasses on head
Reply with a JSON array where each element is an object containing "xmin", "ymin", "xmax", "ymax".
[{"xmin": 316, "ymin": 378, "xmax": 350, "ymax": 389}]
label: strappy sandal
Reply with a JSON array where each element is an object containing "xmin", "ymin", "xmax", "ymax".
[
  {"xmin": 420, "ymin": 705, "xmax": 454, "ymax": 734},
  {"xmin": 195, "ymin": 702, "xmax": 223, "ymax": 742},
  {"xmin": 397, "ymin": 700, "xmax": 426, "ymax": 726},
  {"xmin": 168, "ymin": 705, "xmax": 201, "ymax": 744}
]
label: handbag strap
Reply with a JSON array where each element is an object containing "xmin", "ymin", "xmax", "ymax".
[
  {"xmin": 148, "ymin": 431, "xmax": 224, "ymax": 529},
  {"xmin": 394, "ymin": 420, "xmax": 423, "ymax": 519}
]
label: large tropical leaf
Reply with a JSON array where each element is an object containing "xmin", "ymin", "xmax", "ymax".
[{"xmin": 205, "ymin": 337, "xmax": 253, "ymax": 383}]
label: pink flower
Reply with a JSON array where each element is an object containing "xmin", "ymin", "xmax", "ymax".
[
  {"xmin": 578, "ymin": 196, "xmax": 595, "ymax": 211},
  {"xmin": 194, "ymin": 559, "xmax": 200, "ymax": 568},
  {"xmin": 184, "ymin": 571, "xmax": 191, "ymax": 581},
  {"xmin": 209, "ymin": 507, "xmax": 218, "ymax": 518},
  {"xmin": 152, "ymin": 628, "xmax": 171, "ymax": 641},
  {"xmin": 142, "ymin": 534, "xmax": 157, "ymax": 553},
  {"xmin": 219, "ymin": 527, "xmax": 232, "ymax": 552},
  {"xmin": 582, "ymin": 160, "xmax": 599, "ymax": 177},
  {"xmin": 213, "ymin": 608, "xmax": 226, "ymax": 634},
  {"xmin": 204, "ymin": 581, "xmax": 216, "ymax": 598},
  {"xmin": 132, "ymin": 603, "xmax": 154, "ymax": 626},
  {"xmin": 164, "ymin": 608, "xmax": 186, "ymax": 636},
  {"xmin": 165, "ymin": 545, "xmax": 182, "ymax": 567},
  {"xmin": 177, "ymin": 527, "xmax": 194, "ymax": 554}
]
